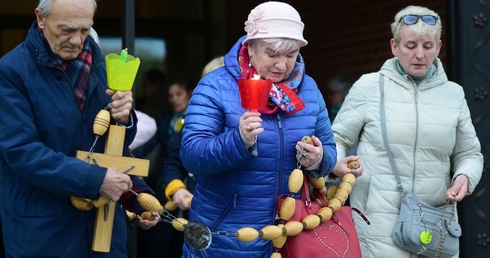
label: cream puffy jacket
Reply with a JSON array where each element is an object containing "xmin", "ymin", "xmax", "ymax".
[{"xmin": 332, "ymin": 57, "xmax": 483, "ymax": 258}]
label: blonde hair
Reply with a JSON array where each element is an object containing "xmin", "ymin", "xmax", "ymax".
[
  {"xmin": 201, "ymin": 56, "xmax": 224, "ymax": 77},
  {"xmin": 390, "ymin": 5, "xmax": 441, "ymax": 43}
]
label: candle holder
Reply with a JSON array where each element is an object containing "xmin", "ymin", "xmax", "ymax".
[
  {"xmin": 105, "ymin": 49, "xmax": 140, "ymax": 91},
  {"xmin": 238, "ymin": 77, "xmax": 271, "ymax": 111}
]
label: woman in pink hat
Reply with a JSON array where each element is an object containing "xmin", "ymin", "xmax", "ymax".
[{"xmin": 179, "ymin": 1, "xmax": 337, "ymax": 257}]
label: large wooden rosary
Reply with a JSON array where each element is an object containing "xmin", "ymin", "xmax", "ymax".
[{"xmin": 127, "ymin": 136, "xmax": 357, "ymax": 258}]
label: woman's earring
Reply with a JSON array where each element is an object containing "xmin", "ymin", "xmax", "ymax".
[{"xmin": 248, "ymin": 58, "xmax": 252, "ymax": 68}]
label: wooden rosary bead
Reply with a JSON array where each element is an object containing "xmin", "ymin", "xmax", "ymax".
[
  {"xmin": 279, "ymin": 196, "xmax": 296, "ymax": 220},
  {"xmin": 171, "ymin": 217, "xmax": 188, "ymax": 231},
  {"xmin": 93, "ymin": 109, "xmax": 111, "ymax": 136},
  {"xmin": 236, "ymin": 227, "xmax": 259, "ymax": 242},
  {"xmin": 326, "ymin": 185, "xmax": 338, "ymax": 200},
  {"xmin": 259, "ymin": 225, "xmax": 284, "ymax": 240},
  {"xmin": 302, "ymin": 214, "xmax": 321, "ymax": 230},
  {"xmin": 309, "ymin": 176, "xmax": 326, "ymax": 189},
  {"xmin": 284, "ymin": 221, "xmax": 304, "ymax": 236},
  {"xmin": 316, "ymin": 207, "xmax": 333, "ymax": 222},
  {"xmin": 328, "ymin": 198, "xmax": 342, "ymax": 212},
  {"xmin": 347, "ymin": 160, "xmax": 359, "ymax": 169},
  {"xmin": 288, "ymin": 169, "xmax": 304, "ymax": 194},
  {"xmin": 338, "ymin": 181, "xmax": 352, "ymax": 195},
  {"xmin": 342, "ymin": 173, "xmax": 356, "ymax": 186},
  {"xmin": 272, "ymin": 224, "xmax": 287, "ymax": 248},
  {"xmin": 137, "ymin": 192, "xmax": 163, "ymax": 212}
]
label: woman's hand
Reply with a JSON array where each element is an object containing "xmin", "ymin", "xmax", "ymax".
[
  {"xmin": 172, "ymin": 188, "xmax": 193, "ymax": 211},
  {"xmin": 332, "ymin": 156, "xmax": 364, "ymax": 178},
  {"xmin": 136, "ymin": 212, "xmax": 159, "ymax": 230},
  {"xmin": 239, "ymin": 111, "xmax": 264, "ymax": 144},
  {"xmin": 447, "ymin": 174, "xmax": 468, "ymax": 202},
  {"xmin": 106, "ymin": 89, "xmax": 133, "ymax": 124},
  {"xmin": 295, "ymin": 135, "xmax": 323, "ymax": 168}
]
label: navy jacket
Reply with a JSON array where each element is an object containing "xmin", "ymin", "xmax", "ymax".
[
  {"xmin": 180, "ymin": 35, "xmax": 337, "ymax": 257},
  {"xmin": 0, "ymin": 21, "xmax": 146, "ymax": 257}
]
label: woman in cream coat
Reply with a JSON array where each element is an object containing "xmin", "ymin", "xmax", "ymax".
[{"xmin": 331, "ymin": 5, "xmax": 483, "ymax": 257}]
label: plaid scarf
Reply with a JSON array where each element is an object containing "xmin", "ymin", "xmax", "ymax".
[
  {"xmin": 238, "ymin": 45, "xmax": 305, "ymax": 114},
  {"xmin": 39, "ymin": 26, "xmax": 93, "ymax": 111}
]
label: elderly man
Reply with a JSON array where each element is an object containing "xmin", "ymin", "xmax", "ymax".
[{"xmin": 0, "ymin": 0, "xmax": 156, "ymax": 257}]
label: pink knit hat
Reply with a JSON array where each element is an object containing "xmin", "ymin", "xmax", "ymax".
[{"xmin": 242, "ymin": 1, "xmax": 308, "ymax": 47}]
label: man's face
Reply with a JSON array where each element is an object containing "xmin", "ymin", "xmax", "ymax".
[{"xmin": 36, "ymin": 0, "xmax": 94, "ymax": 61}]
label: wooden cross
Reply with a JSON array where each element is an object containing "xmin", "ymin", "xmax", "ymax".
[{"xmin": 76, "ymin": 124, "xmax": 149, "ymax": 252}]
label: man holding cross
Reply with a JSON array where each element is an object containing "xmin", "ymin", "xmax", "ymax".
[{"xmin": 0, "ymin": 0, "xmax": 157, "ymax": 257}]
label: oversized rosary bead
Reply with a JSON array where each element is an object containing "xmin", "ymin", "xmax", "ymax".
[
  {"xmin": 270, "ymin": 252, "xmax": 282, "ymax": 258},
  {"xmin": 140, "ymin": 211, "xmax": 155, "ymax": 221},
  {"xmin": 164, "ymin": 200, "xmax": 178, "ymax": 211},
  {"xmin": 288, "ymin": 169, "xmax": 304, "ymax": 194},
  {"xmin": 347, "ymin": 160, "xmax": 359, "ymax": 169},
  {"xmin": 334, "ymin": 188, "xmax": 349, "ymax": 205},
  {"xmin": 272, "ymin": 224, "xmax": 287, "ymax": 248},
  {"xmin": 284, "ymin": 221, "xmax": 304, "ymax": 236},
  {"xmin": 137, "ymin": 192, "xmax": 163, "ymax": 212},
  {"xmin": 326, "ymin": 185, "xmax": 338, "ymax": 200},
  {"xmin": 328, "ymin": 198, "xmax": 342, "ymax": 212},
  {"xmin": 302, "ymin": 214, "xmax": 321, "ymax": 230},
  {"xmin": 236, "ymin": 227, "xmax": 259, "ymax": 242},
  {"xmin": 93, "ymin": 109, "xmax": 111, "ymax": 136},
  {"xmin": 259, "ymin": 225, "xmax": 283, "ymax": 240},
  {"xmin": 317, "ymin": 207, "xmax": 333, "ymax": 222},
  {"xmin": 342, "ymin": 173, "xmax": 356, "ymax": 186},
  {"xmin": 126, "ymin": 210, "xmax": 137, "ymax": 221},
  {"xmin": 70, "ymin": 196, "xmax": 93, "ymax": 211},
  {"xmin": 319, "ymin": 185, "xmax": 327, "ymax": 197},
  {"xmin": 309, "ymin": 176, "xmax": 326, "ymax": 189},
  {"xmin": 301, "ymin": 136, "xmax": 313, "ymax": 145},
  {"xmin": 171, "ymin": 217, "xmax": 188, "ymax": 231},
  {"xmin": 338, "ymin": 181, "xmax": 352, "ymax": 194},
  {"xmin": 279, "ymin": 196, "xmax": 296, "ymax": 220}
]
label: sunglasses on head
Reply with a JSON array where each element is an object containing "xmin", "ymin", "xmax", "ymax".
[{"xmin": 400, "ymin": 14, "xmax": 438, "ymax": 25}]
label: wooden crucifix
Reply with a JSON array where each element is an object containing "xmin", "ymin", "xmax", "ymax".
[{"xmin": 75, "ymin": 109, "xmax": 149, "ymax": 252}]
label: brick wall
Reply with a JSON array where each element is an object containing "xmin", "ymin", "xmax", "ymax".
[{"xmin": 224, "ymin": 1, "xmax": 446, "ymax": 93}]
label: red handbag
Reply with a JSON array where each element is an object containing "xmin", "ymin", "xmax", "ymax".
[{"xmin": 277, "ymin": 173, "xmax": 366, "ymax": 258}]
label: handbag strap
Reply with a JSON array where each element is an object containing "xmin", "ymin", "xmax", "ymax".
[
  {"xmin": 379, "ymin": 74, "xmax": 405, "ymax": 194},
  {"xmin": 301, "ymin": 171, "xmax": 313, "ymax": 205}
]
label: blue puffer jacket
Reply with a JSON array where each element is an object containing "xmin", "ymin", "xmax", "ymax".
[
  {"xmin": 180, "ymin": 35, "xmax": 337, "ymax": 257},
  {"xmin": 0, "ymin": 21, "xmax": 144, "ymax": 258}
]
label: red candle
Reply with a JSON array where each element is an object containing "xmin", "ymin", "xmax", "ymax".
[{"xmin": 238, "ymin": 76, "xmax": 271, "ymax": 111}]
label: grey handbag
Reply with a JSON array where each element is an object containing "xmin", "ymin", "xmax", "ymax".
[{"xmin": 379, "ymin": 74, "xmax": 462, "ymax": 258}]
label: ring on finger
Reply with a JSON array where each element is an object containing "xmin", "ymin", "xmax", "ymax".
[
  {"xmin": 351, "ymin": 168, "xmax": 356, "ymax": 174},
  {"xmin": 246, "ymin": 125, "xmax": 252, "ymax": 132},
  {"xmin": 300, "ymin": 152, "xmax": 307, "ymax": 158}
]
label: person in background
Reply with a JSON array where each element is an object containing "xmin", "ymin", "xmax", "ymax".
[
  {"xmin": 331, "ymin": 5, "xmax": 483, "ymax": 257},
  {"xmin": 201, "ymin": 55, "xmax": 224, "ymax": 78},
  {"xmin": 137, "ymin": 68, "xmax": 169, "ymax": 120},
  {"xmin": 129, "ymin": 110, "xmax": 158, "ymax": 152},
  {"xmin": 179, "ymin": 1, "xmax": 337, "ymax": 257},
  {"xmin": 137, "ymin": 73, "xmax": 194, "ymax": 258},
  {"xmin": 324, "ymin": 75, "xmax": 356, "ymax": 122},
  {"xmin": 0, "ymin": 0, "xmax": 157, "ymax": 257}
]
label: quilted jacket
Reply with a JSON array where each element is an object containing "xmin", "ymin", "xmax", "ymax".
[
  {"xmin": 180, "ymin": 35, "xmax": 337, "ymax": 257},
  {"xmin": 332, "ymin": 57, "xmax": 483, "ymax": 258}
]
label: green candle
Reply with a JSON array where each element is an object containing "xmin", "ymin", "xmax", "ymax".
[{"xmin": 120, "ymin": 48, "xmax": 128, "ymax": 62}]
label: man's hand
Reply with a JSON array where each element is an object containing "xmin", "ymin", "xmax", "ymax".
[
  {"xmin": 99, "ymin": 167, "xmax": 133, "ymax": 201},
  {"xmin": 106, "ymin": 89, "xmax": 133, "ymax": 124}
]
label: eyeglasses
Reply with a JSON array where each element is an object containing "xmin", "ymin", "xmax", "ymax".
[{"xmin": 400, "ymin": 15, "xmax": 438, "ymax": 26}]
